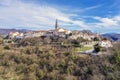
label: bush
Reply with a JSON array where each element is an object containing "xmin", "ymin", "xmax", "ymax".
[
  {"xmin": 113, "ymin": 51, "xmax": 120, "ymax": 65},
  {"xmin": 36, "ymin": 69, "xmax": 46, "ymax": 79},
  {"xmin": 4, "ymin": 45, "xmax": 10, "ymax": 50},
  {"xmin": 94, "ymin": 44, "xmax": 101, "ymax": 52},
  {"xmin": 64, "ymin": 52, "xmax": 70, "ymax": 56},
  {"xmin": 0, "ymin": 38, "xmax": 3, "ymax": 44},
  {"xmin": 26, "ymin": 49, "xmax": 31, "ymax": 54},
  {"xmin": 93, "ymin": 37, "xmax": 100, "ymax": 41},
  {"xmin": 101, "ymin": 48, "xmax": 107, "ymax": 52}
]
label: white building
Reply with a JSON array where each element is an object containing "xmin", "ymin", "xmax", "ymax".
[
  {"xmin": 56, "ymin": 28, "xmax": 71, "ymax": 34},
  {"xmin": 9, "ymin": 32, "xmax": 21, "ymax": 38},
  {"xmin": 16, "ymin": 33, "xmax": 24, "ymax": 39},
  {"xmin": 99, "ymin": 40, "xmax": 113, "ymax": 48},
  {"xmin": 24, "ymin": 30, "xmax": 48, "ymax": 38}
]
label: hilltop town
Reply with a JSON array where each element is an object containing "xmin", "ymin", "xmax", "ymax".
[
  {"xmin": 0, "ymin": 20, "xmax": 119, "ymax": 80},
  {"xmin": 0, "ymin": 0, "xmax": 120, "ymax": 79},
  {"xmin": 4, "ymin": 20, "xmax": 113, "ymax": 54}
]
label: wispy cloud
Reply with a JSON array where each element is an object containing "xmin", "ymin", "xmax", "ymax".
[
  {"xmin": 94, "ymin": 17, "xmax": 118, "ymax": 27},
  {"xmin": 0, "ymin": 0, "xmax": 92, "ymax": 30},
  {"xmin": 84, "ymin": 4, "xmax": 103, "ymax": 11},
  {"xmin": 0, "ymin": 0, "xmax": 74, "ymax": 29},
  {"xmin": 93, "ymin": 16, "xmax": 120, "ymax": 27},
  {"xmin": 0, "ymin": 0, "xmax": 119, "ymax": 33}
]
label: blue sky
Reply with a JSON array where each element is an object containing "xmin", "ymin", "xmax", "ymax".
[{"xmin": 0, "ymin": 0, "xmax": 120, "ymax": 33}]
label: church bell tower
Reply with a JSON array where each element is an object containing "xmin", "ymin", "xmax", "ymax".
[{"xmin": 55, "ymin": 19, "xmax": 59, "ymax": 30}]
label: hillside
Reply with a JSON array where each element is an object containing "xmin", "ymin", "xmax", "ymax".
[{"xmin": 0, "ymin": 36, "xmax": 119, "ymax": 80}]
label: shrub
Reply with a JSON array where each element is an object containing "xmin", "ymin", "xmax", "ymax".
[
  {"xmin": 26, "ymin": 49, "xmax": 31, "ymax": 54},
  {"xmin": 1, "ymin": 60, "xmax": 10, "ymax": 66},
  {"xmin": 67, "ymin": 66, "xmax": 73, "ymax": 74},
  {"xmin": 94, "ymin": 44, "xmax": 101, "ymax": 52},
  {"xmin": 113, "ymin": 51, "xmax": 120, "ymax": 65},
  {"xmin": 64, "ymin": 52, "xmax": 70, "ymax": 56},
  {"xmin": 87, "ymin": 67, "xmax": 93, "ymax": 75},
  {"xmin": 69, "ymin": 55, "xmax": 78, "ymax": 63},
  {"xmin": 35, "ymin": 46, "xmax": 40, "ymax": 54},
  {"xmin": 4, "ymin": 45, "xmax": 10, "ymax": 50},
  {"xmin": 71, "ymin": 40, "xmax": 79, "ymax": 47},
  {"xmin": 36, "ymin": 69, "xmax": 45, "ymax": 79},
  {"xmin": 93, "ymin": 37, "xmax": 100, "ymax": 41},
  {"xmin": 101, "ymin": 47, "xmax": 107, "ymax": 52},
  {"xmin": 0, "ymin": 38, "xmax": 3, "ymax": 44},
  {"xmin": 8, "ymin": 40, "xmax": 12, "ymax": 43}
]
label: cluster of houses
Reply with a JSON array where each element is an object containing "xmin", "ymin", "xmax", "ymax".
[
  {"xmin": 8, "ymin": 20, "xmax": 71, "ymax": 39},
  {"xmin": 7, "ymin": 20, "xmax": 113, "ymax": 48},
  {"xmin": 8, "ymin": 28, "xmax": 71, "ymax": 39},
  {"xmin": 69, "ymin": 30, "xmax": 100, "ymax": 40},
  {"xmin": 99, "ymin": 39, "xmax": 113, "ymax": 48},
  {"xmin": 8, "ymin": 32, "xmax": 24, "ymax": 39},
  {"xmin": 8, "ymin": 20, "xmax": 98, "ymax": 40}
]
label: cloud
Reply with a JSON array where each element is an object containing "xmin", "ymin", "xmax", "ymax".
[
  {"xmin": 0, "ymin": 0, "xmax": 97, "ymax": 30},
  {"xmin": 0, "ymin": 0, "xmax": 76, "ymax": 29},
  {"xmin": 113, "ymin": 15, "xmax": 120, "ymax": 21},
  {"xmin": 93, "ymin": 16, "xmax": 120, "ymax": 27},
  {"xmin": 0, "ymin": 0, "xmax": 119, "ymax": 33},
  {"xmin": 84, "ymin": 4, "xmax": 103, "ymax": 11}
]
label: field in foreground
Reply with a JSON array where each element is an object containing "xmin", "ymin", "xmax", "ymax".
[{"xmin": 0, "ymin": 42, "xmax": 119, "ymax": 80}]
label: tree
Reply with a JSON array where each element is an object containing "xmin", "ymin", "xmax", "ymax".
[
  {"xmin": 93, "ymin": 37, "xmax": 100, "ymax": 41},
  {"xmin": 94, "ymin": 44, "xmax": 101, "ymax": 52}
]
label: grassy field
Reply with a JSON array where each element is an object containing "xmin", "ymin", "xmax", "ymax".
[{"xmin": 75, "ymin": 46, "xmax": 92, "ymax": 52}]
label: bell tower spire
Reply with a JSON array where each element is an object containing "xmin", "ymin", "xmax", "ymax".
[{"xmin": 55, "ymin": 19, "xmax": 58, "ymax": 30}]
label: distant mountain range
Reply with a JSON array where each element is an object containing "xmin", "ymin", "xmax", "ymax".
[
  {"xmin": 0, "ymin": 29, "xmax": 28, "ymax": 36},
  {"xmin": 102, "ymin": 33, "xmax": 120, "ymax": 41}
]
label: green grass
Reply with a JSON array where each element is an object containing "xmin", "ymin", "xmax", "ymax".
[{"xmin": 75, "ymin": 46, "xmax": 92, "ymax": 52}]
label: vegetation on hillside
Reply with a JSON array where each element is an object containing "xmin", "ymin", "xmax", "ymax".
[{"xmin": 0, "ymin": 37, "xmax": 119, "ymax": 80}]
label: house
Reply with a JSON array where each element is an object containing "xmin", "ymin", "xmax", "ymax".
[
  {"xmin": 24, "ymin": 30, "xmax": 48, "ymax": 38},
  {"xmin": 56, "ymin": 28, "xmax": 71, "ymax": 34},
  {"xmin": 16, "ymin": 33, "xmax": 24, "ymax": 39},
  {"xmin": 9, "ymin": 32, "xmax": 20, "ymax": 38},
  {"xmin": 8, "ymin": 32, "xmax": 24, "ymax": 39},
  {"xmin": 22, "ymin": 19, "xmax": 72, "ymax": 38},
  {"xmin": 99, "ymin": 40, "xmax": 113, "ymax": 48}
]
